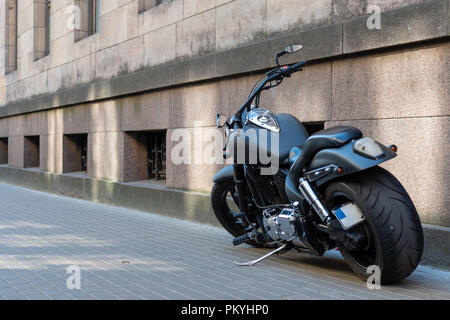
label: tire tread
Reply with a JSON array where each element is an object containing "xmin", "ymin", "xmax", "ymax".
[{"xmin": 327, "ymin": 166, "xmax": 424, "ymax": 284}]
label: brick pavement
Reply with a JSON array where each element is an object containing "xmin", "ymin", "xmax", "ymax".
[{"xmin": 0, "ymin": 182, "xmax": 448, "ymax": 300}]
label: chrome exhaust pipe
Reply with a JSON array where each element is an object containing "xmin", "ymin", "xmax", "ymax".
[{"xmin": 298, "ymin": 178, "xmax": 330, "ymax": 222}]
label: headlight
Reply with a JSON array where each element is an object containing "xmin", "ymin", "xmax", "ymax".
[{"xmin": 247, "ymin": 108, "xmax": 280, "ymax": 132}]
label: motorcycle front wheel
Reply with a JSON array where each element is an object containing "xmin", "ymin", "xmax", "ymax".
[
  {"xmin": 211, "ymin": 179, "xmax": 261, "ymax": 247},
  {"xmin": 324, "ymin": 166, "xmax": 424, "ymax": 284}
]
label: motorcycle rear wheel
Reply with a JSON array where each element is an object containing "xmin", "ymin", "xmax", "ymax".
[{"xmin": 324, "ymin": 166, "xmax": 424, "ymax": 284}]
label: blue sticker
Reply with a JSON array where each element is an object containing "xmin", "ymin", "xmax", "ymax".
[{"xmin": 334, "ymin": 208, "xmax": 346, "ymax": 220}]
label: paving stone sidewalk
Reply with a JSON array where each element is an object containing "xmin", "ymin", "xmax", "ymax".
[{"xmin": 0, "ymin": 182, "xmax": 448, "ymax": 300}]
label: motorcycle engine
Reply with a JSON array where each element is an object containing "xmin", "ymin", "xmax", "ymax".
[{"xmin": 262, "ymin": 207, "xmax": 306, "ymax": 247}]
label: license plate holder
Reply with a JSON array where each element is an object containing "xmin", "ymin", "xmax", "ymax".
[{"xmin": 332, "ymin": 202, "xmax": 365, "ymax": 230}]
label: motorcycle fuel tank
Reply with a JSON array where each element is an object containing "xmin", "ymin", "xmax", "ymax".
[{"xmin": 226, "ymin": 110, "xmax": 309, "ymax": 166}]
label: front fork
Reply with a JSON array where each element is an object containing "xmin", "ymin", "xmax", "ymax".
[
  {"xmin": 231, "ymin": 163, "xmax": 267, "ymax": 245},
  {"xmin": 232, "ymin": 163, "xmax": 249, "ymax": 214}
]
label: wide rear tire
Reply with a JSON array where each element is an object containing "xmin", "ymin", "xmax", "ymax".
[{"xmin": 324, "ymin": 166, "xmax": 424, "ymax": 284}]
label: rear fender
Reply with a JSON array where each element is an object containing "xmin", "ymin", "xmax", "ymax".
[
  {"xmin": 307, "ymin": 142, "xmax": 397, "ymax": 187},
  {"xmin": 285, "ymin": 141, "xmax": 397, "ymax": 203}
]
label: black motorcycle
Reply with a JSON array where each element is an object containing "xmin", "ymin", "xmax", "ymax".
[{"xmin": 211, "ymin": 44, "xmax": 423, "ymax": 284}]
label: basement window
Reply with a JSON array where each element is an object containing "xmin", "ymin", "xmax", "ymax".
[
  {"xmin": 123, "ymin": 130, "xmax": 166, "ymax": 182},
  {"xmin": 0, "ymin": 138, "xmax": 8, "ymax": 164},
  {"xmin": 63, "ymin": 134, "xmax": 88, "ymax": 173},
  {"xmin": 138, "ymin": 0, "xmax": 170, "ymax": 13},
  {"xmin": 24, "ymin": 136, "xmax": 40, "ymax": 168},
  {"xmin": 303, "ymin": 122, "xmax": 325, "ymax": 136}
]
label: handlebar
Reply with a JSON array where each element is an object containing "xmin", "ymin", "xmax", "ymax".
[
  {"xmin": 231, "ymin": 60, "xmax": 307, "ymax": 126},
  {"xmin": 278, "ymin": 60, "xmax": 307, "ymax": 77},
  {"xmin": 288, "ymin": 60, "xmax": 307, "ymax": 73}
]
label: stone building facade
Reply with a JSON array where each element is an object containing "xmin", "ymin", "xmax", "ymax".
[{"xmin": 0, "ymin": 0, "xmax": 448, "ymax": 226}]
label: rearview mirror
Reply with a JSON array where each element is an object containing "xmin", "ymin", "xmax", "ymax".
[
  {"xmin": 276, "ymin": 44, "xmax": 304, "ymax": 65},
  {"xmin": 216, "ymin": 113, "xmax": 228, "ymax": 128},
  {"xmin": 285, "ymin": 44, "xmax": 303, "ymax": 54}
]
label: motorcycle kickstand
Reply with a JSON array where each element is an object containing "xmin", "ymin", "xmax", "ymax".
[{"xmin": 234, "ymin": 244, "xmax": 290, "ymax": 266}]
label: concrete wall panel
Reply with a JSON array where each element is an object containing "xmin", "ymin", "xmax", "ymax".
[
  {"xmin": 40, "ymin": 134, "xmax": 63, "ymax": 173},
  {"xmin": 332, "ymin": 42, "xmax": 449, "ymax": 120},
  {"xmin": 175, "ymin": 9, "xmax": 215, "ymax": 60},
  {"xmin": 8, "ymin": 135, "xmax": 24, "ymax": 168},
  {"xmin": 95, "ymin": 36, "xmax": 145, "ymax": 81},
  {"xmin": 8, "ymin": 115, "xmax": 23, "ymax": 137},
  {"xmin": 169, "ymin": 80, "xmax": 229, "ymax": 129},
  {"xmin": 168, "ymin": 126, "xmax": 224, "ymax": 193},
  {"xmin": 90, "ymin": 100, "xmax": 123, "ymax": 133},
  {"xmin": 23, "ymin": 112, "xmax": 41, "ymax": 136},
  {"xmin": 88, "ymin": 131, "xmax": 124, "ymax": 181},
  {"xmin": 266, "ymin": 0, "xmax": 333, "ymax": 36},
  {"xmin": 343, "ymin": 0, "xmax": 448, "ymax": 53},
  {"xmin": 137, "ymin": 0, "xmax": 183, "ymax": 35},
  {"xmin": 40, "ymin": 109, "xmax": 64, "ymax": 135},
  {"xmin": 144, "ymin": 24, "xmax": 176, "ymax": 67},
  {"xmin": 183, "ymin": 0, "xmax": 231, "ymax": 18},
  {"xmin": 216, "ymin": 0, "xmax": 266, "ymax": 51},
  {"xmin": 122, "ymin": 91, "xmax": 170, "ymax": 132},
  {"xmin": 64, "ymin": 104, "xmax": 90, "ymax": 134}
]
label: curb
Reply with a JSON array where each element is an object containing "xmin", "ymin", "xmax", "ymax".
[
  {"xmin": 421, "ymin": 224, "xmax": 450, "ymax": 270},
  {"xmin": 0, "ymin": 165, "xmax": 217, "ymax": 227}
]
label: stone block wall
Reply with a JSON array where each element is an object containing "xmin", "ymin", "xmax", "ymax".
[
  {"xmin": 0, "ymin": 39, "xmax": 448, "ymax": 225},
  {"xmin": 0, "ymin": 1, "xmax": 448, "ymax": 226},
  {"xmin": 0, "ymin": 0, "xmax": 444, "ymax": 107}
]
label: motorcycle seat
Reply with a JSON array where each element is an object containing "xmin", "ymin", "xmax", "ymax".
[
  {"xmin": 282, "ymin": 126, "xmax": 361, "ymax": 168},
  {"xmin": 304, "ymin": 126, "xmax": 362, "ymax": 149},
  {"xmin": 306, "ymin": 126, "xmax": 362, "ymax": 151},
  {"xmin": 292, "ymin": 126, "xmax": 362, "ymax": 170}
]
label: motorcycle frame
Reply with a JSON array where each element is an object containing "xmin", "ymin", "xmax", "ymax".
[{"xmin": 228, "ymin": 69, "xmax": 292, "ymax": 215}]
